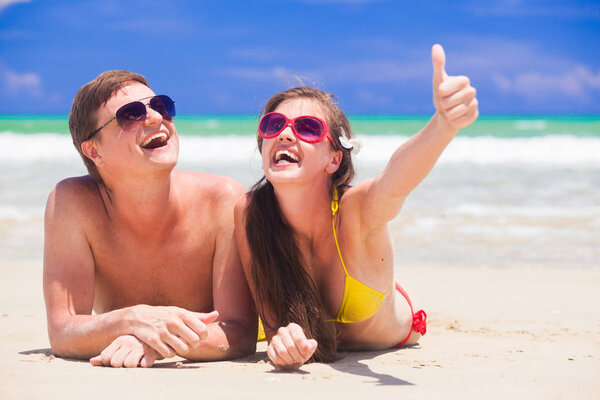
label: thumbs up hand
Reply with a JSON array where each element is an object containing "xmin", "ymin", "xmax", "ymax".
[{"xmin": 431, "ymin": 44, "xmax": 478, "ymax": 133}]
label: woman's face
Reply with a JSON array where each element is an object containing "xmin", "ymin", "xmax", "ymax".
[{"xmin": 260, "ymin": 98, "xmax": 340, "ymax": 187}]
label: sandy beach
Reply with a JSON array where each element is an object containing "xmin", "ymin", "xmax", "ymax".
[
  {"xmin": 2, "ymin": 123, "xmax": 598, "ymax": 399},
  {"xmin": 1, "ymin": 258, "xmax": 598, "ymax": 400},
  {"xmin": 2, "ymin": 0, "xmax": 599, "ymax": 397}
]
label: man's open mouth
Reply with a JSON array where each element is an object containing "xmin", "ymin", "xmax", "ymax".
[
  {"xmin": 274, "ymin": 149, "xmax": 300, "ymax": 164},
  {"xmin": 141, "ymin": 132, "xmax": 168, "ymax": 149}
]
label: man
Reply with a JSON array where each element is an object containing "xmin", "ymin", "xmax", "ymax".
[{"xmin": 43, "ymin": 70, "xmax": 256, "ymax": 368}]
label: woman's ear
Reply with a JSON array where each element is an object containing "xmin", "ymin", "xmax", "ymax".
[
  {"xmin": 325, "ymin": 150, "xmax": 343, "ymax": 174},
  {"xmin": 81, "ymin": 139, "xmax": 104, "ymax": 167}
]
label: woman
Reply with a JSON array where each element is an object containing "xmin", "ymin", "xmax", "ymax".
[{"xmin": 234, "ymin": 44, "xmax": 478, "ymax": 368}]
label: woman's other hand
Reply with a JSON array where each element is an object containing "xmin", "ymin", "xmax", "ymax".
[{"xmin": 267, "ymin": 322, "xmax": 317, "ymax": 369}]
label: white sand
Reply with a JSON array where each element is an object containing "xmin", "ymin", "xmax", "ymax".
[{"xmin": 1, "ymin": 260, "xmax": 598, "ymax": 399}]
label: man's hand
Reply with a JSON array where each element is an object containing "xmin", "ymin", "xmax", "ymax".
[
  {"xmin": 432, "ymin": 44, "xmax": 479, "ymax": 133},
  {"xmin": 267, "ymin": 323, "xmax": 317, "ymax": 370},
  {"xmin": 90, "ymin": 335, "xmax": 162, "ymax": 368},
  {"xmin": 128, "ymin": 306, "xmax": 220, "ymax": 359}
]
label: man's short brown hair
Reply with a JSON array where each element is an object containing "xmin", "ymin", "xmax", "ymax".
[{"xmin": 69, "ymin": 70, "xmax": 149, "ymax": 184}]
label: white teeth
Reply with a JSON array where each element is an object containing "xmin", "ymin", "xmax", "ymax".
[
  {"xmin": 275, "ymin": 150, "xmax": 300, "ymax": 162},
  {"xmin": 141, "ymin": 132, "xmax": 168, "ymax": 147}
]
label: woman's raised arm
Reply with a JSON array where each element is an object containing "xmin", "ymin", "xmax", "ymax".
[{"xmin": 357, "ymin": 44, "xmax": 479, "ymax": 230}]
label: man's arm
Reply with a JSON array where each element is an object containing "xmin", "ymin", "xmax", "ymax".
[
  {"xmin": 181, "ymin": 178, "xmax": 257, "ymax": 361},
  {"xmin": 44, "ymin": 178, "xmax": 218, "ymax": 363},
  {"xmin": 44, "ymin": 178, "xmax": 127, "ymax": 358}
]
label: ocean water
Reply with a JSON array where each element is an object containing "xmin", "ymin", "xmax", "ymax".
[{"xmin": 1, "ymin": 115, "xmax": 598, "ymax": 269}]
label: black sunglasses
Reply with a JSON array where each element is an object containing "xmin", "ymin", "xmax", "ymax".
[{"xmin": 86, "ymin": 95, "xmax": 176, "ymax": 139}]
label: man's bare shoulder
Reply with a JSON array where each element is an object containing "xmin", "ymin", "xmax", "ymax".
[
  {"xmin": 54, "ymin": 175, "xmax": 100, "ymax": 193},
  {"xmin": 174, "ymin": 169, "xmax": 246, "ymax": 206},
  {"xmin": 47, "ymin": 176, "xmax": 102, "ymax": 214},
  {"xmin": 44, "ymin": 176, "xmax": 105, "ymax": 243},
  {"xmin": 233, "ymin": 192, "xmax": 251, "ymax": 221}
]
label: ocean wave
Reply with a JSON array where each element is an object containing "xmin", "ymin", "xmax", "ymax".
[
  {"xmin": 1, "ymin": 132, "xmax": 599, "ymax": 167},
  {"xmin": 358, "ymin": 135, "xmax": 600, "ymax": 167},
  {"xmin": 0, "ymin": 132, "xmax": 81, "ymax": 162},
  {"xmin": 444, "ymin": 203, "xmax": 600, "ymax": 219},
  {"xmin": 0, "ymin": 205, "xmax": 42, "ymax": 221},
  {"xmin": 513, "ymin": 120, "xmax": 547, "ymax": 131}
]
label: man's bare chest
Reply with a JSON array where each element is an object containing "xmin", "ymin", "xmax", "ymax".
[{"xmin": 90, "ymin": 222, "xmax": 216, "ymax": 311}]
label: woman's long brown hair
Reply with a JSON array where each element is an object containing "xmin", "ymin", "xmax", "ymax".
[{"xmin": 245, "ymin": 87, "xmax": 355, "ymax": 362}]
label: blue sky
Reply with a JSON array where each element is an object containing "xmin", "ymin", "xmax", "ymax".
[{"xmin": 1, "ymin": 0, "xmax": 599, "ymax": 115}]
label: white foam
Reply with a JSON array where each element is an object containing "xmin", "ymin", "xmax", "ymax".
[
  {"xmin": 0, "ymin": 205, "xmax": 41, "ymax": 221},
  {"xmin": 358, "ymin": 135, "xmax": 600, "ymax": 167},
  {"xmin": 445, "ymin": 203, "xmax": 600, "ymax": 219},
  {"xmin": 514, "ymin": 120, "xmax": 547, "ymax": 131},
  {"xmin": 0, "ymin": 132, "xmax": 81, "ymax": 163},
  {"xmin": 1, "ymin": 132, "xmax": 600, "ymax": 168}
]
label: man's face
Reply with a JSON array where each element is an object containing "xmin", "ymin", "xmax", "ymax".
[{"xmin": 92, "ymin": 82, "xmax": 179, "ymax": 183}]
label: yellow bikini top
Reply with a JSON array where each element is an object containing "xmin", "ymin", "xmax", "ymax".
[{"xmin": 331, "ymin": 188, "xmax": 392, "ymax": 323}]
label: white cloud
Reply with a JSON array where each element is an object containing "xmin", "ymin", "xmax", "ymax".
[
  {"xmin": 1, "ymin": 65, "xmax": 42, "ymax": 96},
  {"xmin": 439, "ymin": 37, "xmax": 572, "ymax": 72},
  {"xmin": 228, "ymin": 47, "xmax": 284, "ymax": 63},
  {"xmin": 493, "ymin": 66, "xmax": 600, "ymax": 102},
  {"xmin": 220, "ymin": 59, "xmax": 429, "ymax": 86},
  {"xmin": 426, "ymin": 36, "xmax": 600, "ymax": 103},
  {"xmin": 0, "ymin": 0, "xmax": 30, "ymax": 12},
  {"xmin": 355, "ymin": 89, "xmax": 393, "ymax": 107},
  {"xmin": 295, "ymin": 0, "xmax": 380, "ymax": 4},
  {"xmin": 220, "ymin": 66, "xmax": 327, "ymax": 89},
  {"xmin": 0, "ymin": 28, "xmax": 31, "ymax": 40},
  {"xmin": 470, "ymin": 1, "xmax": 600, "ymax": 19},
  {"xmin": 0, "ymin": 61, "xmax": 61, "ymax": 104},
  {"xmin": 222, "ymin": 66, "xmax": 293, "ymax": 82},
  {"xmin": 320, "ymin": 60, "xmax": 429, "ymax": 83},
  {"xmin": 222, "ymin": 36, "xmax": 600, "ymax": 107},
  {"xmin": 491, "ymin": 73, "xmax": 512, "ymax": 91}
]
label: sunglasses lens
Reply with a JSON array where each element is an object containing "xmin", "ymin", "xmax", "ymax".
[
  {"xmin": 294, "ymin": 117, "xmax": 324, "ymax": 141},
  {"xmin": 259, "ymin": 113, "xmax": 287, "ymax": 137},
  {"xmin": 115, "ymin": 101, "xmax": 146, "ymax": 129},
  {"xmin": 151, "ymin": 95, "xmax": 176, "ymax": 121}
]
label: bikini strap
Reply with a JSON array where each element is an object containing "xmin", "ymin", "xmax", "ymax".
[
  {"xmin": 395, "ymin": 282, "xmax": 428, "ymax": 347},
  {"xmin": 331, "ymin": 187, "xmax": 349, "ymax": 276},
  {"xmin": 331, "ymin": 186, "xmax": 339, "ymax": 216}
]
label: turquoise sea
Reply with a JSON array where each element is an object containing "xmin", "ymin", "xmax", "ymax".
[
  {"xmin": 2, "ymin": 114, "xmax": 599, "ymax": 137},
  {"xmin": 1, "ymin": 115, "xmax": 599, "ymax": 269}
]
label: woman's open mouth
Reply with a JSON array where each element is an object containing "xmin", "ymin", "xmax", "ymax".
[{"xmin": 274, "ymin": 149, "xmax": 300, "ymax": 164}]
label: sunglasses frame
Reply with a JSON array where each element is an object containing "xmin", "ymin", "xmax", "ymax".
[
  {"xmin": 258, "ymin": 112, "xmax": 338, "ymax": 149},
  {"xmin": 86, "ymin": 95, "xmax": 176, "ymax": 140}
]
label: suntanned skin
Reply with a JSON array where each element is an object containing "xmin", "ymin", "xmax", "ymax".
[
  {"xmin": 234, "ymin": 44, "xmax": 479, "ymax": 369},
  {"xmin": 44, "ymin": 82, "xmax": 256, "ymax": 368}
]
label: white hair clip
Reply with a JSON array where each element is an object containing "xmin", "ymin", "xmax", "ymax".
[{"xmin": 339, "ymin": 129, "xmax": 361, "ymax": 154}]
